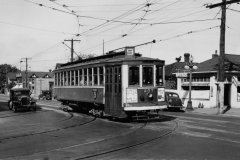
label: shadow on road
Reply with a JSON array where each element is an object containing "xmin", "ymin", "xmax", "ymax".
[{"xmin": 0, "ymin": 101, "xmax": 8, "ymax": 111}]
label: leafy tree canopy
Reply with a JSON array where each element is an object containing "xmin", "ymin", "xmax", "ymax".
[{"xmin": 0, "ymin": 64, "xmax": 19, "ymax": 88}]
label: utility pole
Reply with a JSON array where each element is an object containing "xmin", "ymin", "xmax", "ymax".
[
  {"xmin": 207, "ymin": 0, "xmax": 240, "ymax": 114},
  {"xmin": 103, "ymin": 39, "xmax": 105, "ymax": 55},
  {"xmin": 21, "ymin": 58, "xmax": 31, "ymax": 88},
  {"xmin": 64, "ymin": 39, "xmax": 81, "ymax": 62}
]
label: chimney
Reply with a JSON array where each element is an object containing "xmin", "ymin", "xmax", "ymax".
[
  {"xmin": 184, "ymin": 53, "xmax": 190, "ymax": 63},
  {"xmin": 212, "ymin": 50, "xmax": 218, "ymax": 59}
]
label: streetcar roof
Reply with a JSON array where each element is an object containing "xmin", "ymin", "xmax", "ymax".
[{"xmin": 55, "ymin": 51, "xmax": 164, "ymax": 70}]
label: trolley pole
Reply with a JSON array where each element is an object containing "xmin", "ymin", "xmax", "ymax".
[
  {"xmin": 207, "ymin": 0, "xmax": 240, "ymax": 114},
  {"xmin": 64, "ymin": 39, "xmax": 81, "ymax": 62}
]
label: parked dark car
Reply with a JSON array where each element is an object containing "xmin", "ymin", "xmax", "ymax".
[
  {"xmin": 39, "ymin": 90, "xmax": 52, "ymax": 100},
  {"xmin": 8, "ymin": 88, "xmax": 37, "ymax": 112},
  {"xmin": 165, "ymin": 91, "xmax": 183, "ymax": 110}
]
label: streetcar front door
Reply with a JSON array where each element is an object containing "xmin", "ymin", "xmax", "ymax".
[{"xmin": 105, "ymin": 66, "xmax": 124, "ymax": 117}]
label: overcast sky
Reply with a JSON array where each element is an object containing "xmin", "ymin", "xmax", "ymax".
[{"xmin": 0, "ymin": 0, "xmax": 240, "ymax": 71}]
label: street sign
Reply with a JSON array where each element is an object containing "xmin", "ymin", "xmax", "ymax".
[{"xmin": 176, "ymin": 73, "xmax": 188, "ymax": 77}]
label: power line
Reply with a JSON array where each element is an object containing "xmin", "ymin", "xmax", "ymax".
[
  {"xmin": 0, "ymin": 20, "xmax": 75, "ymax": 35},
  {"xmin": 228, "ymin": 8, "xmax": 240, "ymax": 12}
]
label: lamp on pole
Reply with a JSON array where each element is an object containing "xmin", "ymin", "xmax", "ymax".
[{"xmin": 184, "ymin": 55, "xmax": 198, "ymax": 110}]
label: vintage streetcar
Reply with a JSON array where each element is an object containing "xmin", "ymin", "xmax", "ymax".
[{"xmin": 53, "ymin": 47, "xmax": 166, "ymax": 118}]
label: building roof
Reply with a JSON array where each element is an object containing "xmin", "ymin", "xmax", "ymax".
[
  {"xmin": 165, "ymin": 62, "xmax": 198, "ymax": 76},
  {"xmin": 21, "ymin": 71, "xmax": 54, "ymax": 79},
  {"xmin": 7, "ymin": 71, "xmax": 54, "ymax": 80},
  {"xmin": 195, "ymin": 54, "xmax": 240, "ymax": 73},
  {"xmin": 166, "ymin": 54, "xmax": 240, "ymax": 75}
]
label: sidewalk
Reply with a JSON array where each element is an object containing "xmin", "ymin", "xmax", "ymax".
[{"xmin": 188, "ymin": 107, "xmax": 240, "ymax": 118}]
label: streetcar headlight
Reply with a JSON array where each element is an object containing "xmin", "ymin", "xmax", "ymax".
[{"xmin": 148, "ymin": 93, "xmax": 153, "ymax": 98}]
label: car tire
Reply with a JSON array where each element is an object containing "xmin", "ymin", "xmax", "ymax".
[
  {"xmin": 32, "ymin": 104, "xmax": 37, "ymax": 111},
  {"xmin": 12, "ymin": 105, "xmax": 17, "ymax": 112},
  {"xmin": 8, "ymin": 101, "xmax": 13, "ymax": 110}
]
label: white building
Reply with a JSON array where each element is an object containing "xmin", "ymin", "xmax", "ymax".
[{"xmin": 165, "ymin": 53, "xmax": 240, "ymax": 108}]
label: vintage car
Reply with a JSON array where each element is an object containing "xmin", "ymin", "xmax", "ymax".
[
  {"xmin": 38, "ymin": 90, "xmax": 52, "ymax": 100},
  {"xmin": 165, "ymin": 91, "xmax": 184, "ymax": 110},
  {"xmin": 8, "ymin": 88, "xmax": 37, "ymax": 112}
]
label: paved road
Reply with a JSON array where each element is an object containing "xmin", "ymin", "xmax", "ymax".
[{"xmin": 0, "ymin": 95, "xmax": 240, "ymax": 160}]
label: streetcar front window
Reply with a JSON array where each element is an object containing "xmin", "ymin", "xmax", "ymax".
[
  {"xmin": 129, "ymin": 66, "xmax": 139, "ymax": 86},
  {"xmin": 143, "ymin": 66, "xmax": 153, "ymax": 86},
  {"xmin": 156, "ymin": 65, "xmax": 163, "ymax": 86}
]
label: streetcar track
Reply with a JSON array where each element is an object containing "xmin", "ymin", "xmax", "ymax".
[
  {"xmin": 0, "ymin": 110, "xmax": 49, "ymax": 118},
  {"xmin": 5, "ymin": 119, "xmax": 148, "ymax": 160},
  {"xmin": 0, "ymin": 114, "xmax": 96, "ymax": 141},
  {"xmin": 74, "ymin": 120, "xmax": 178, "ymax": 160}
]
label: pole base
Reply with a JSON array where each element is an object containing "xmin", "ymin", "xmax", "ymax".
[{"xmin": 186, "ymin": 101, "xmax": 193, "ymax": 110}]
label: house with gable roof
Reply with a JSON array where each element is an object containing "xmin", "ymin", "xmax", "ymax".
[
  {"xmin": 166, "ymin": 53, "xmax": 240, "ymax": 108},
  {"xmin": 7, "ymin": 71, "xmax": 54, "ymax": 97}
]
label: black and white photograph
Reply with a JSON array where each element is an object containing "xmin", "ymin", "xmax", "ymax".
[{"xmin": 0, "ymin": 0, "xmax": 240, "ymax": 159}]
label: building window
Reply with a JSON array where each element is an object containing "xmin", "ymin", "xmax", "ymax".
[
  {"xmin": 129, "ymin": 66, "xmax": 139, "ymax": 86},
  {"xmin": 182, "ymin": 86, "xmax": 210, "ymax": 90},
  {"xmin": 142, "ymin": 66, "xmax": 153, "ymax": 86}
]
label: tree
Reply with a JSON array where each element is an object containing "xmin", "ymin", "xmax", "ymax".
[{"xmin": 0, "ymin": 64, "xmax": 19, "ymax": 91}]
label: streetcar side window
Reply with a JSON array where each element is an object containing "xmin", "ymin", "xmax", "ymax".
[
  {"xmin": 58, "ymin": 72, "xmax": 60, "ymax": 86},
  {"xmin": 88, "ymin": 68, "xmax": 92, "ymax": 86},
  {"xmin": 67, "ymin": 71, "xmax": 71, "ymax": 86},
  {"xmin": 99, "ymin": 67, "xmax": 104, "ymax": 85},
  {"xmin": 75, "ymin": 70, "xmax": 78, "ymax": 86},
  {"xmin": 54, "ymin": 73, "xmax": 57, "ymax": 86},
  {"xmin": 61, "ymin": 72, "xmax": 63, "ymax": 86},
  {"xmin": 64, "ymin": 71, "xmax": 67, "ymax": 86},
  {"xmin": 142, "ymin": 66, "xmax": 153, "ymax": 86},
  {"xmin": 156, "ymin": 65, "xmax": 163, "ymax": 86},
  {"xmin": 93, "ymin": 67, "xmax": 98, "ymax": 85},
  {"xmin": 71, "ymin": 70, "xmax": 74, "ymax": 86},
  {"xmin": 129, "ymin": 66, "xmax": 139, "ymax": 86},
  {"xmin": 79, "ymin": 69, "xmax": 83, "ymax": 86},
  {"xmin": 84, "ymin": 69, "xmax": 87, "ymax": 86}
]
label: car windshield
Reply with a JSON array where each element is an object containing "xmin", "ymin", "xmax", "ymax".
[{"xmin": 14, "ymin": 91, "xmax": 30, "ymax": 96}]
